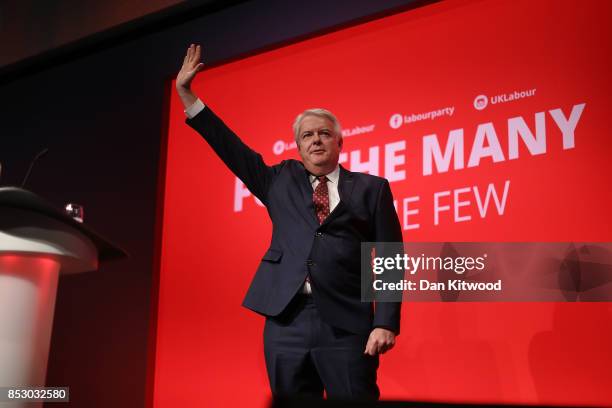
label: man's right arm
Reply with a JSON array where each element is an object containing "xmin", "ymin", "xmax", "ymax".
[
  {"xmin": 176, "ymin": 44, "xmax": 276, "ymax": 202},
  {"xmin": 185, "ymin": 103, "xmax": 276, "ymax": 203}
]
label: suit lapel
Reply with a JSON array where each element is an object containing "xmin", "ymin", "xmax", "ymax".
[{"xmin": 293, "ymin": 162, "xmax": 320, "ymax": 229}]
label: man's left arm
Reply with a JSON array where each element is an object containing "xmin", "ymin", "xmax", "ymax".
[{"xmin": 365, "ymin": 179, "xmax": 403, "ymax": 356}]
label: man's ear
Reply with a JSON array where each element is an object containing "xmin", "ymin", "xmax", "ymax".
[{"xmin": 338, "ymin": 136, "xmax": 343, "ymax": 149}]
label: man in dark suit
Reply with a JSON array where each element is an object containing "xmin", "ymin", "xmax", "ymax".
[{"xmin": 176, "ymin": 44, "xmax": 403, "ymax": 400}]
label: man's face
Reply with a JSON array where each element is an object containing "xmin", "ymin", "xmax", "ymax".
[{"xmin": 296, "ymin": 115, "xmax": 342, "ymax": 173}]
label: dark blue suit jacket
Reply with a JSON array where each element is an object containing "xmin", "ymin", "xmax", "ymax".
[{"xmin": 187, "ymin": 107, "xmax": 402, "ymax": 335}]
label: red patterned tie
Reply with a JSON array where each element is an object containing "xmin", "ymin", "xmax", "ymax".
[{"xmin": 313, "ymin": 176, "xmax": 330, "ymax": 224}]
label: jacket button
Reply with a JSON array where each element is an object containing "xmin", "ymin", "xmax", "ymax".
[
  {"xmin": 306, "ymin": 259, "xmax": 314, "ymax": 266},
  {"xmin": 315, "ymin": 232, "xmax": 323, "ymax": 238}
]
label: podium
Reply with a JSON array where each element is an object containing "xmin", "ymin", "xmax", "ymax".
[{"xmin": 0, "ymin": 187, "xmax": 126, "ymax": 405}]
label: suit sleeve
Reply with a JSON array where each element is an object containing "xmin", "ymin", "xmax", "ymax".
[
  {"xmin": 186, "ymin": 106, "xmax": 277, "ymax": 204},
  {"xmin": 372, "ymin": 179, "xmax": 404, "ymax": 335}
]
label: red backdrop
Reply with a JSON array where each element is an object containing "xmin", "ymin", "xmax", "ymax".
[{"xmin": 153, "ymin": 0, "xmax": 612, "ymax": 406}]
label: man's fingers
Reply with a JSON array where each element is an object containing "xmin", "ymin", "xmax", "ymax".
[
  {"xmin": 364, "ymin": 329, "xmax": 397, "ymax": 356},
  {"xmin": 365, "ymin": 340, "xmax": 380, "ymax": 356},
  {"xmin": 183, "ymin": 44, "xmax": 202, "ymax": 71},
  {"xmin": 381, "ymin": 340, "xmax": 395, "ymax": 354},
  {"xmin": 187, "ymin": 44, "xmax": 195, "ymax": 64},
  {"xmin": 364, "ymin": 340, "xmax": 376, "ymax": 356},
  {"xmin": 367, "ymin": 339, "xmax": 394, "ymax": 355}
]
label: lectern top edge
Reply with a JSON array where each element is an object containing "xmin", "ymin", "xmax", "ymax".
[{"xmin": 0, "ymin": 186, "xmax": 128, "ymax": 262}]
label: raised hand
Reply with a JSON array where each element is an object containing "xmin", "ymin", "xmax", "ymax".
[
  {"xmin": 176, "ymin": 44, "xmax": 204, "ymax": 109},
  {"xmin": 176, "ymin": 44, "xmax": 204, "ymax": 91}
]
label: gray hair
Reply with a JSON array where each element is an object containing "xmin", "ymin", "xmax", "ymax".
[{"xmin": 293, "ymin": 108, "xmax": 342, "ymax": 144}]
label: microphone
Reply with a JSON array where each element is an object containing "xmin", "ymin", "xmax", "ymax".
[{"xmin": 21, "ymin": 148, "xmax": 49, "ymax": 188}]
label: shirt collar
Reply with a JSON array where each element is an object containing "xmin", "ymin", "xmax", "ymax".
[{"xmin": 308, "ymin": 165, "xmax": 340, "ymax": 185}]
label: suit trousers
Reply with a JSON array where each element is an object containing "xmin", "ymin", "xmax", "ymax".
[{"xmin": 263, "ymin": 294, "xmax": 380, "ymax": 400}]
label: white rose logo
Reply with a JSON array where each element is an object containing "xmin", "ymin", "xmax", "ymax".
[{"xmin": 273, "ymin": 140, "xmax": 285, "ymax": 155}]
